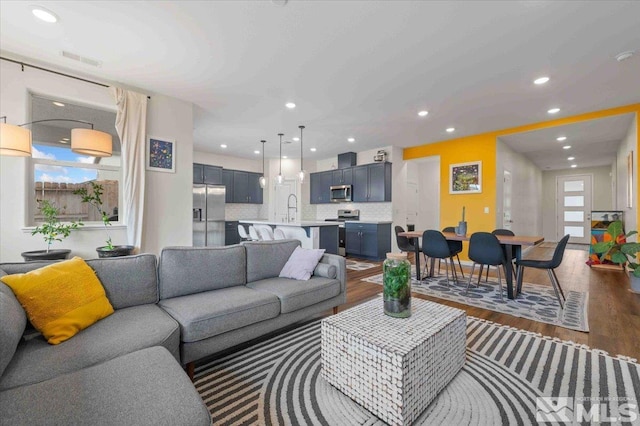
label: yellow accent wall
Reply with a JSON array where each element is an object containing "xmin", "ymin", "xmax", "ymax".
[{"xmin": 403, "ymin": 103, "xmax": 640, "ymax": 256}]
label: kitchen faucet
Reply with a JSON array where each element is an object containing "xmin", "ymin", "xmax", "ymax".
[{"xmin": 287, "ymin": 194, "xmax": 298, "ymax": 222}]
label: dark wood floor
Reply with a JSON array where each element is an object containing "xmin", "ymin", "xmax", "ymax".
[{"xmin": 341, "ymin": 246, "xmax": 640, "ymax": 360}]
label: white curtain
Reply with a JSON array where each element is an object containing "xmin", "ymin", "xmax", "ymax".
[{"xmin": 110, "ymin": 87, "xmax": 148, "ymax": 252}]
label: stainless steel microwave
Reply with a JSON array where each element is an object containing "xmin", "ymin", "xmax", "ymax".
[{"xmin": 330, "ymin": 185, "xmax": 352, "ymax": 202}]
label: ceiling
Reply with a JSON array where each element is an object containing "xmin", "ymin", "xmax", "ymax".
[
  {"xmin": 1, "ymin": 1, "xmax": 639, "ymax": 167},
  {"xmin": 498, "ymin": 113, "xmax": 634, "ymax": 171}
]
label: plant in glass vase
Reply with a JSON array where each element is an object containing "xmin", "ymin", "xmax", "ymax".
[
  {"xmin": 22, "ymin": 199, "xmax": 83, "ymax": 261},
  {"xmin": 73, "ymin": 182, "xmax": 133, "ymax": 258}
]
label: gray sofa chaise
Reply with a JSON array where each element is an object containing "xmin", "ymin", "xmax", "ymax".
[
  {"xmin": 0, "ymin": 255, "xmax": 211, "ymax": 426},
  {"xmin": 158, "ymin": 239, "xmax": 346, "ymax": 377}
]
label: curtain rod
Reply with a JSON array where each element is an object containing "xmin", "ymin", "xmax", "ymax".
[{"xmin": 0, "ymin": 56, "xmax": 151, "ymax": 100}]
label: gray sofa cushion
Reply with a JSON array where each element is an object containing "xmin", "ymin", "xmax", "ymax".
[
  {"xmin": 247, "ymin": 276, "xmax": 341, "ymax": 314},
  {"xmin": 0, "ymin": 304, "xmax": 179, "ymax": 391},
  {"xmin": 243, "ymin": 239, "xmax": 300, "ymax": 282},
  {"xmin": 0, "ymin": 278, "xmax": 26, "ymax": 378},
  {"xmin": 0, "ymin": 346, "xmax": 211, "ymax": 426},
  {"xmin": 159, "ymin": 246, "xmax": 246, "ymax": 299},
  {"xmin": 159, "ymin": 286, "xmax": 280, "ymax": 343},
  {"xmin": 0, "ymin": 254, "xmax": 159, "ymax": 310}
]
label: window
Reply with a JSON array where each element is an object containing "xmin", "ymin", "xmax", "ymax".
[{"xmin": 30, "ymin": 95, "xmax": 121, "ymax": 225}]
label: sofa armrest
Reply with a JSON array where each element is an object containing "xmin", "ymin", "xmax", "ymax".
[{"xmin": 316, "ymin": 254, "xmax": 346, "ymax": 294}]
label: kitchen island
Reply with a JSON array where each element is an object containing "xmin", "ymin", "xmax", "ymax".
[{"xmin": 239, "ymin": 220, "xmax": 339, "ymax": 255}]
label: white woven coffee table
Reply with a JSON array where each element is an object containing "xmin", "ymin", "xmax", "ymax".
[{"xmin": 321, "ymin": 298, "xmax": 466, "ymax": 426}]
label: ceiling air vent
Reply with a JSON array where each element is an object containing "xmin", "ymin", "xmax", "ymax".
[{"xmin": 61, "ymin": 51, "xmax": 102, "ymax": 67}]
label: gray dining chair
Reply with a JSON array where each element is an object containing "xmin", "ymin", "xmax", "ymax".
[
  {"xmin": 395, "ymin": 225, "xmax": 427, "ymax": 277},
  {"xmin": 465, "ymin": 232, "xmax": 506, "ymax": 301},
  {"xmin": 422, "ymin": 230, "xmax": 459, "ymax": 285},
  {"xmin": 515, "ymin": 234, "xmax": 570, "ymax": 308}
]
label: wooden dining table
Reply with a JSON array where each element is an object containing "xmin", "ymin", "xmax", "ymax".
[{"xmin": 399, "ymin": 231, "xmax": 544, "ymax": 299}]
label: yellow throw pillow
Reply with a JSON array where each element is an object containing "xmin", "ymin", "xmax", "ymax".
[{"xmin": 1, "ymin": 256, "xmax": 114, "ymax": 345}]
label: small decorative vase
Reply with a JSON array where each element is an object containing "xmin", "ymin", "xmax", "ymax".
[
  {"xmin": 457, "ymin": 221, "xmax": 467, "ymax": 236},
  {"xmin": 383, "ymin": 252, "xmax": 411, "ymax": 318}
]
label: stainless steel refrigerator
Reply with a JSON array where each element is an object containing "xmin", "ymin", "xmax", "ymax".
[{"xmin": 193, "ymin": 184, "xmax": 225, "ymax": 247}]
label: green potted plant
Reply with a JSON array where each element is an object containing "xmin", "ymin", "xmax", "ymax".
[
  {"xmin": 22, "ymin": 199, "xmax": 83, "ymax": 261},
  {"xmin": 73, "ymin": 182, "xmax": 134, "ymax": 258},
  {"xmin": 592, "ymin": 220, "xmax": 640, "ymax": 292}
]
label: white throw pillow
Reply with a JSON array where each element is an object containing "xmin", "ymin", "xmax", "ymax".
[{"xmin": 279, "ymin": 247, "xmax": 326, "ymax": 281}]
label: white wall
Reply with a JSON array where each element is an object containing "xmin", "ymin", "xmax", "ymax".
[
  {"xmin": 541, "ymin": 166, "xmax": 613, "ymax": 242},
  {"xmin": 141, "ymin": 95, "xmax": 194, "ymax": 255},
  {"xmin": 495, "ymin": 138, "xmax": 543, "ymax": 235},
  {"xmin": 0, "ymin": 59, "xmax": 193, "ymax": 260},
  {"xmin": 614, "ymin": 114, "xmax": 637, "ymax": 239}
]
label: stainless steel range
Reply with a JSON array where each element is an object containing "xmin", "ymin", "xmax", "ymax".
[{"xmin": 325, "ymin": 209, "xmax": 360, "ymax": 256}]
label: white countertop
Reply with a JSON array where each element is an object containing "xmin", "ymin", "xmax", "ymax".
[
  {"xmin": 239, "ymin": 219, "xmax": 340, "ymax": 227},
  {"xmin": 344, "ymin": 220, "xmax": 393, "ymax": 224}
]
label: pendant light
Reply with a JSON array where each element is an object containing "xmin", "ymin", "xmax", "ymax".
[
  {"xmin": 259, "ymin": 140, "xmax": 267, "ymax": 189},
  {"xmin": 276, "ymin": 133, "xmax": 284, "ymax": 185},
  {"xmin": 298, "ymin": 125, "xmax": 306, "ymax": 184}
]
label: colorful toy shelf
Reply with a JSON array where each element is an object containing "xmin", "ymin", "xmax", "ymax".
[{"xmin": 588, "ymin": 210, "xmax": 625, "ymax": 271}]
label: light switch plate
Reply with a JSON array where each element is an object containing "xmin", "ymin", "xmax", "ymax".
[{"xmin": 484, "ymin": 207, "xmax": 490, "ymax": 214}]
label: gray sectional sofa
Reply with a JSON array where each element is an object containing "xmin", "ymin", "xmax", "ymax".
[{"xmin": 0, "ymin": 239, "xmax": 346, "ymax": 424}]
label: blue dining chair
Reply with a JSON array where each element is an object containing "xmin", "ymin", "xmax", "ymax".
[
  {"xmin": 395, "ymin": 226, "xmax": 427, "ymax": 277},
  {"xmin": 442, "ymin": 226, "xmax": 465, "ymax": 278},
  {"xmin": 465, "ymin": 232, "xmax": 506, "ymax": 301},
  {"xmin": 422, "ymin": 230, "xmax": 459, "ymax": 285},
  {"xmin": 515, "ymin": 234, "xmax": 570, "ymax": 308},
  {"xmin": 478, "ymin": 228, "xmax": 517, "ymax": 282}
]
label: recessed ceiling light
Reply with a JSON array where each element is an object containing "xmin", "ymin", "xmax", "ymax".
[
  {"xmin": 31, "ymin": 6, "xmax": 58, "ymax": 23},
  {"xmin": 418, "ymin": 110, "xmax": 429, "ymax": 117},
  {"xmin": 285, "ymin": 102, "xmax": 296, "ymax": 109},
  {"xmin": 292, "ymin": 137, "xmax": 299, "ymax": 141},
  {"xmin": 446, "ymin": 127, "xmax": 455, "ymax": 133},
  {"xmin": 556, "ymin": 136, "xmax": 567, "ymax": 141},
  {"xmin": 310, "ymin": 148, "xmax": 317, "ymax": 152},
  {"xmin": 571, "ymin": 164, "xmax": 577, "ymax": 168},
  {"xmin": 347, "ymin": 138, "xmax": 355, "ymax": 142},
  {"xmin": 220, "ymin": 144, "xmax": 227, "ymax": 148},
  {"xmin": 53, "ymin": 101, "xmax": 65, "ymax": 107},
  {"xmin": 615, "ymin": 51, "xmax": 634, "ymax": 62},
  {"xmin": 254, "ymin": 150, "xmax": 260, "ymax": 154},
  {"xmin": 567, "ymin": 156, "xmax": 575, "ymax": 161},
  {"xmin": 563, "ymin": 145, "xmax": 571, "ymax": 150},
  {"xmin": 282, "ymin": 155, "xmax": 288, "ymax": 159},
  {"xmin": 534, "ymin": 76, "xmax": 550, "ymax": 85},
  {"xmin": 548, "ymin": 108, "xmax": 560, "ymax": 114}
]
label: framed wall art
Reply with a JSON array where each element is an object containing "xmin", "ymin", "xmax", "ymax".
[
  {"xmin": 146, "ymin": 136, "xmax": 175, "ymax": 173},
  {"xmin": 449, "ymin": 161, "xmax": 482, "ymax": 194}
]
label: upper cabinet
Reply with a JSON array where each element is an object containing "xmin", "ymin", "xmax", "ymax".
[
  {"xmin": 193, "ymin": 164, "xmax": 262, "ymax": 204},
  {"xmin": 194, "ymin": 163, "xmax": 223, "ymax": 185},
  {"xmin": 332, "ymin": 168, "xmax": 352, "ymax": 186},
  {"xmin": 193, "ymin": 163, "xmax": 204, "ymax": 184},
  {"xmin": 310, "ymin": 162, "xmax": 391, "ymax": 204},
  {"xmin": 310, "ymin": 171, "xmax": 333, "ymax": 204},
  {"xmin": 203, "ymin": 165, "xmax": 223, "ymax": 185}
]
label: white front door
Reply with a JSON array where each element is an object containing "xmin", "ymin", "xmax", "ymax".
[
  {"xmin": 406, "ymin": 182, "xmax": 418, "ymax": 228},
  {"xmin": 556, "ymin": 174, "xmax": 592, "ymax": 244},
  {"xmin": 502, "ymin": 170, "xmax": 513, "ymax": 230}
]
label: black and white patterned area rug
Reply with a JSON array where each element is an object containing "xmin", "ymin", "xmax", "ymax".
[
  {"xmin": 195, "ymin": 319, "xmax": 638, "ymax": 425},
  {"xmin": 345, "ymin": 260, "xmax": 379, "ymax": 271},
  {"xmin": 362, "ymin": 272, "xmax": 589, "ymax": 332}
]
